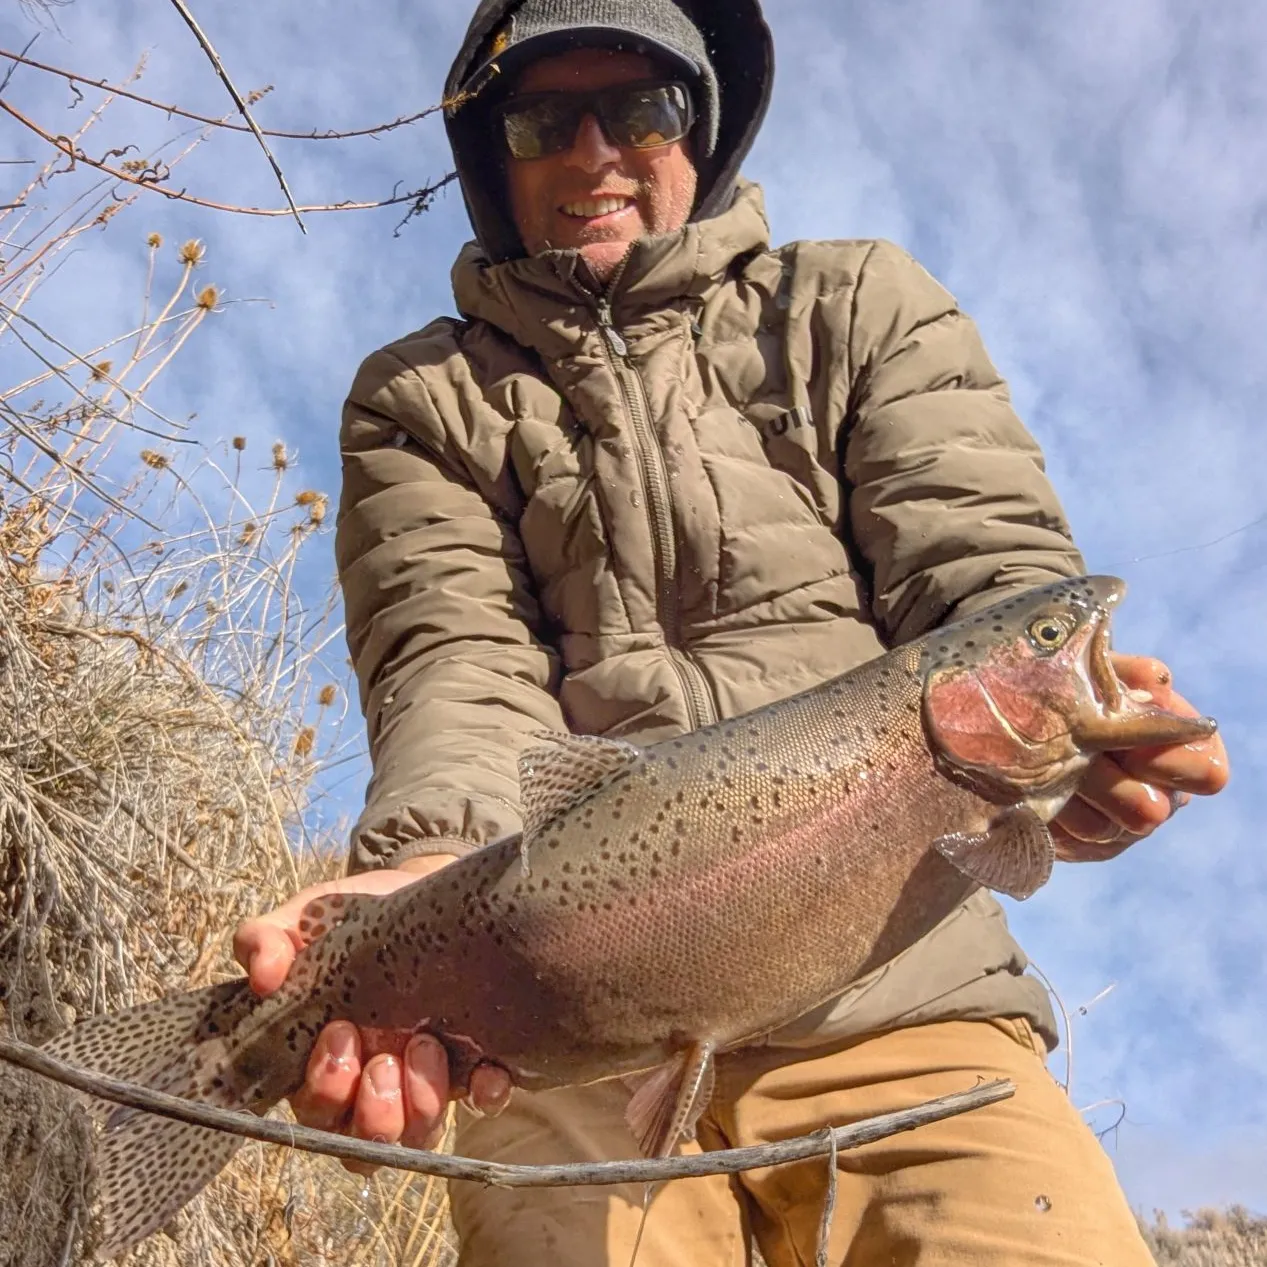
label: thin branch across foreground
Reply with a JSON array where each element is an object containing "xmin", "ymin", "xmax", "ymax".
[
  {"xmin": 0, "ymin": 97, "xmax": 458, "ymax": 218},
  {"xmin": 0, "ymin": 1035, "xmax": 1014, "ymax": 1187}
]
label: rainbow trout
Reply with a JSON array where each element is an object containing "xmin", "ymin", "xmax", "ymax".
[{"xmin": 45, "ymin": 575, "xmax": 1216, "ymax": 1257}]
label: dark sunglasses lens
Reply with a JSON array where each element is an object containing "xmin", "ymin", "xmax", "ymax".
[
  {"xmin": 502, "ymin": 98, "xmax": 581, "ymax": 160},
  {"xmin": 606, "ymin": 84, "xmax": 693, "ymax": 149},
  {"xmin": 502, "ymin": 83, "xmax": 694, "ymax": 159}
]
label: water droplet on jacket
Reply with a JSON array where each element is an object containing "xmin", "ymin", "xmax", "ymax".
[
  {"xmin": 630, "ymin": 491, "xmax": 641, "ymax": 508},
  {"xmin": 1034, "ymin": 1194, "xmax": 1052, "ymax": 1213}
]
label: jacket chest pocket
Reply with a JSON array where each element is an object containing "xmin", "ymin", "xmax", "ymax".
[{"xmin": 716, "ymin": 402, "xmax": 840, "ymax": 529}]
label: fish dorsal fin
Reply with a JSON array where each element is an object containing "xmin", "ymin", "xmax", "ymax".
[
  {"xmin": 934, "ymin": 804, "xmax": 1054, "ymax": 901},
  {"xmin": 518, "ymin": 732, "xmax": 644, "ymax": 844}
]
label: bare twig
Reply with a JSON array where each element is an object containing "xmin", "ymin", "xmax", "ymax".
[
  {"xmin": 0, "ymin": 45, "xmax": 460, "ymax": 141},
  {"xmin": 0, "ymin": 400, "xmax": 156, "ymax": 526},
  {"xmin": 164, "ymin": 0, "xmax": 304, "ymax": 231},
  {"xmin": 814, "ymin": 1127, "xmax": 839, "ymax": 1267},
  {"xmin": 0, "ymin": 97, "xmax": 457, "ymax": 218},
  {"xmin": 0, "ymin": 1036, "xmax": 1015, "ymax": 1187},
  {"xmin": 0, "ymin": 34, "xmax": 38, "ymax": 95}
]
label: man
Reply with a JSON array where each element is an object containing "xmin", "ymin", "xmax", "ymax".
[{"xmin": 236, "ymin": 1, "xmax": 1229, "ymax": 1262}]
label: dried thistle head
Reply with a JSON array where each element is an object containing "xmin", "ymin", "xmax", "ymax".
[
  {"xmin": 231, "ymin": 436, "xmax": 247, "ymax": 452},
  {"xmin": 293, "ymin": 727, "xmax": 316, "ymax": 758},
  {"xmin": 179, "ymin": 239, "xmax": 207, "ymax": 266},
  {"xmin": 168, "ymin": 580, "xmax": 189, "ymax": 600},
  {"xmin": 296, "ymin": 491, "xmax": 330, "ymax": 524},
  {"xmin": 139, "ymin": 450, "xmax": 169, "ymax": 470},
  {"xmin": 89, "ymin": 360, "xmax": 113, "ymax": 383},
  {"xmin": 238, "ymin": 521, "xmax": 259, "ymax": 545},
  {"xmin": 195, "ymin": 285, "xmax": 220, "ymax": 311},
  {"xmin": 271, "ymin": 442, "xmax": 289, "ymax": 471},
  {"xmin": 317, "ymin": 685, "xmax": 337, "ymax": 707},
  {"xmin": 147, "ymin": 232, "xmax": 163, "ymax": 249}
]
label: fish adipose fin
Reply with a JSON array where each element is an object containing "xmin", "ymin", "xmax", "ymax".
[
  {"xmin": 518, "ymin": 732, "xmax": 644, "ymax": 845},
  {"xmin": 295, "ymin": 889, "xmax": 381, "ymax": 946},
  {"xmin": 934, "ymin": 805, "xmax": 1055, "ymax": 900}
]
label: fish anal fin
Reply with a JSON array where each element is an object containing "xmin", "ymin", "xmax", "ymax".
[
  {"xmin": 934, "ymin": 804, "xmax": 1054, "ymax": 901},
  {"xmin": 518, "ymin": 732, "xmax": 644, "ymax": 845},
  {"xmin": 624, "ymin": 1041, "xmax": 716, "ymax": 1159}
]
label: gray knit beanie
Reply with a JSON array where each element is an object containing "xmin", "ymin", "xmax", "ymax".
[
  {"xmin": 444, "ymin": 0, "xmax": 775, "ymax": 263},
  {"xmin": 463, "ymin": 0, "xmax": 720, "ymax": 157}
]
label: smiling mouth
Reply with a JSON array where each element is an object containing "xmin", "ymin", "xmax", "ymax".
[{"xmin": 558, "ymin": 196, "xmax": 635, "ymax": 219}]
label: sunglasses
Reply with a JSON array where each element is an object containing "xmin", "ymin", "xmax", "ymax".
[{"xmin": 497, "ymin": 80, "xmax": 696, "ymax": 160}]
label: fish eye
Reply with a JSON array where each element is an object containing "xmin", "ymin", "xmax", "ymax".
[{"xmin": 1028, "ymin": 613, "xmax": 1074, "ymax": 651}]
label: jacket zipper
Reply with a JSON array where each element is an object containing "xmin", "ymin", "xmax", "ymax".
[{"xmin": 593, "ymin": 292, "xmax": 716, "ymax": 731}]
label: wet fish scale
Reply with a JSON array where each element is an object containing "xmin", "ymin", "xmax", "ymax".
[{"xmin": 38, "ymin": 575, "xmax": 1218, "ymax": 1257}]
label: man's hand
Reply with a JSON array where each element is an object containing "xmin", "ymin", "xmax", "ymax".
[
  {"xmin": 1052, "ymin": 653, "xmax": 1230, "ymax": 861},
  {"xmin": 233, "ymin": 854, "xmax": 512, "ymax": 1175}
]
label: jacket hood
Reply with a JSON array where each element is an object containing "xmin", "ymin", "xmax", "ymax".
[{"xmin": 443, "ymin": 0, "xmax": 775, "ymax": 264}]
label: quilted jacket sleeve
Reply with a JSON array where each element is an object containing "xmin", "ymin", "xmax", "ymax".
[
  {"xmin": 842, "ymin": 241, "xmax": 1086, "ymax": 645},
  {"xmin": 336, "ymin": 339, "xmax": 565, "ymax": 874}
]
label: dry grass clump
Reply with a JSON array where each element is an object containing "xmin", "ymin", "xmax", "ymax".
[
  {"xmin": 1139, "ymin": 1206, "xmax": 1267, "ymax": 1267},
  {"xmin": 0, "ymin": 82, "xmax": 456, "ymax": 1266},
  {"xmin": 0, "ymin": 455, "xmax": 458, "ymax": 1267}
]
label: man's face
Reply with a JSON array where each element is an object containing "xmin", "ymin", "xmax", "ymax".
[{"xmin": 503, "ymin": 48, "xmax": 700, "ymax": 282}]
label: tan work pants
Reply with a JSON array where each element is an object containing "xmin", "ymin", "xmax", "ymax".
[{"xmin": 450, "ymin": 1017, "xmax": 1154, "ymax": 1266}]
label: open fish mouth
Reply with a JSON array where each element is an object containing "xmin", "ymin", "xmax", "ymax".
[{"xmin": 1085, "ymin": 609, "xmax": 1123, "ymax": 714}]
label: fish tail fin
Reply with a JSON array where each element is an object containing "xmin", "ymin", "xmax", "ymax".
[{"xmin": 44, "ymin": 979, "xmax": 313, "ymax": 1259}]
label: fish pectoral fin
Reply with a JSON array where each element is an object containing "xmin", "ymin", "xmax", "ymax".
[
  {"xmin": 517, "ymin": 732, "xmax": 645, "ymax": 845},
  {"xmin": 624, "ymin": 1040, "xmax": 717, "ymax": 1159},
  {"xmin": 934, "ymin": 805, "xmax": 1054, "ymax": 901}
]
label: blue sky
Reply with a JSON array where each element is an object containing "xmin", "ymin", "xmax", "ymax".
[{"xmin": 3, "ymin": 0, "xmax": 1264, "ymax": 1220}]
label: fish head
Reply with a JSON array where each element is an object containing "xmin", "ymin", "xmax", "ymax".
[{"xmin": 920, "ymin": 575, "xmax": 1217, "ymax": 810}]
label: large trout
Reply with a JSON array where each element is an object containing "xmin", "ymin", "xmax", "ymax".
[{"xmin": 44, "ymin": 575, "xmax": 1216, "ymax": 1257}]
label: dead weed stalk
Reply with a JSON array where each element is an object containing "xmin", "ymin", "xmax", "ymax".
[{"xmin": 0, "ymin": 70, "xmax": 455, "ymax": 1267}]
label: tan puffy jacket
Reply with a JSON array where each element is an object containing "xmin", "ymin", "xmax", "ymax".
[{"xmin": 336, "ymin": 182, "xmax": 1082, "ymax": 1049}]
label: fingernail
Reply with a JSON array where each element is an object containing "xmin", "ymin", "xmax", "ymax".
[
  {"xmin": 368, "ymin": 1057, "xmax": 401, "ymax": 1098},
  {"xmin": 471, "ymin": 1063, "xmax": 513, "ymax": 1116},
  {"xmin": 326, "ymin": 1023, "xmax": 356, "ymax": 1063},
  {"xmin": 407, "ymin": 1035, "xmax": 446, "ymax": 1082}
]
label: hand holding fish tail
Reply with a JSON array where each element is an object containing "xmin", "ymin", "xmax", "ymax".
[
  {"xmin": 233, "ymin": 855, "xmax": 514, "ymax": 1176},
  {"xmin": 1052, "ymin": 652, "xmax": 1230, "ymax": 861}
]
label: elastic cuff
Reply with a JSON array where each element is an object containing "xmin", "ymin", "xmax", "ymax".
[{"xmin": 347, "ymin": 832, "xmax": 481, "ymax": 876}]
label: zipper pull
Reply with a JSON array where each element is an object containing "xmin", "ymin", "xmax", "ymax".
[{"xmin": 596, "ymin": 299, "xmax": 628, "ymax": 357}]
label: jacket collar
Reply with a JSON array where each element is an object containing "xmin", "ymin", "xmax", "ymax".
[{"xmin": 451, "ymin": 180, "xmax": 770, "ymax": 360}]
